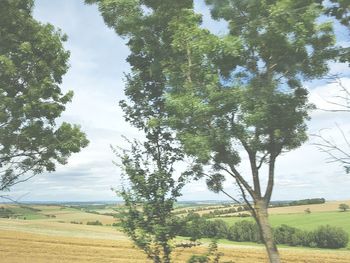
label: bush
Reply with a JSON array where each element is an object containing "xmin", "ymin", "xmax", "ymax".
[
  {"xmin": 178, "ymin": 213, "xmax": 348, "ymax": 249},
  {"xmin": 228, "ymin": 220, "xmax": 260, "ymax": 242},
  {"xmin": 274, "ymin": 224, "xmax": 349, "ymax": 248},
  {"xmin": 339, "ymin": 203, "xmax": 350, "ymax": 212},
  {"xmin": 274, "ymin": 225, "xmax": 298, "ymax": 245},
  {"xmin": 205, "ymin": 220, "xmax": 228, "ymax": 239},
  {"xmin": 86, "ymin": 220, "xmax": 103, "ymax": 226},
  {"xmin": 313, "ymin": 225, "xmax": 349, "ymax": 249},
  {"xmin": 70, "ymin": 221, "xmax": 82, "ymax": 224}
]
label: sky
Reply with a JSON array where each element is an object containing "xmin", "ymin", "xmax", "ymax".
[{"xmin": 6, "ymin": 0, "xmax": 350, "ymax": 202}]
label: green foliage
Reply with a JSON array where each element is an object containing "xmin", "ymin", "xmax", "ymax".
[
  {"xmin": 180, "ymin": 216, "xmax": 349, "ymax": 249},
  {"xmin": 270, "ymin": 198, "xmax": 326, "ymax": 208},
  {"xmin": 0, "ymin": 0, "xmax": 88, "ymax": 190},
  {"xmin": 187, "ymin": 240, "xmax": 224, "ymax": 263},
  {"xmin": 116, "ymin": 140, "xmax": 185, "ymax": 262},
  {"xmin": 87, "ymin": 1, "xmax": 192, "ymax": 262},
  {"xmin": 313, "ymin": 225, "xmax": 349, "ymax": 249},
  {"xmin": 165, "ymin": 2, "xmax": 336, "ymax": 260},
  {"xmin": 325, "ymin": 0, "xmax": 350, "ymax": 27},
  {"xmin": 90, "ymin": 0, "xmax": 339, "ymax": 261},
  {"xmin": 323, "ymin": 0, "xmax": 350, "ymax": 64},
  {"xmin": 0, "ymin": 207, "xmax": 14, "ymax": 218},
  {"xmin": 273, "ymin": 225, "xmax": 312, "ymax": 247},
  {"xmin": 86, "ymin": 220, "xmax": 103, "ymax": 226},
  {"xmin": 339, "ymin": 203, "xmax": 350, "ymax": 212},
  {"xmin": 228, "ymin": 221, "xmax": 261, "ymax": 243},
  {"xmin": 168, "ymin": 0, "xmax": 336, "ymax": 170},
  {"xmin": 0, "ymin": 205, "xmax": 45, "ymax": 219}
]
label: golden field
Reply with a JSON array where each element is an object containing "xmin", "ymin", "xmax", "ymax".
[
  {"xmin": 1, "ymin": 229, "xmax": 350, "ymax": 263},
  {"xmin": 268, "ymin": 200, "xmax": 350, "ymax": 214},
  {"xmin": 0, "ymin": 203, "xmax": 350, "ymax": 262},
  {"xmin": 188, "ymin": 200, "xmax": 350, "ymax": 217}
]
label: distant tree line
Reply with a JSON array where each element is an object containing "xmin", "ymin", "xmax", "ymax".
[
  {"xmin": 178, "ymin": 213, "xmax": 348, "ymax": 249},
  {"xmin": 270, "ymin": 198, "xmax": 326, "ymax": 208}
]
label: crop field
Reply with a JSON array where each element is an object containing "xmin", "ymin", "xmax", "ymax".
[
  {"xmin": 0, "ymin": 204, "xmax": 118, "ymax": 225},
  {"xmin": 0, "ymin": 202, "xmax": 350, "ymax": 262},
  {"xmin": 1, "ymin": 229, "xmax": 350, "ymax": 263},
  {"xmin": 268, "ymin": 201, "xmax": 350, "ymax": 214}
]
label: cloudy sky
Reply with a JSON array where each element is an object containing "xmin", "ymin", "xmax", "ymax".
[{"xmin": 8, "ymin": 0, "xmax": 350, "ymax": 202}]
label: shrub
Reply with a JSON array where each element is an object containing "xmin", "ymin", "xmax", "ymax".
[
  {"xmin": 313, "ymin": 225, "xmax": 349, "ymax": 249},
  {"xmin": 339, "ymin": 203, "xmax": 350, "ymax": 212},
  {"xmin": 228, "ymin": 220, "xmax": 260, "ymax": 242},
  {"xmin": 205, "ymin": 220, "xmax": 228, "ymax": 239},
  {"xmin": 274, "ymin": 225, "xmax": 298, "ymax": 245},
  {"xmin": 86, "ymin": 220, "xmax": 103, "ymax": 226},
  {"xmin": 70, "ymin": 221, "xmax": 82, "ymax": 224}
]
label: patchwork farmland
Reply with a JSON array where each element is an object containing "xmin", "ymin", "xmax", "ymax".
[{"xmin": 0, "ymin": 201, "xmax": 349, "ymax": 262}]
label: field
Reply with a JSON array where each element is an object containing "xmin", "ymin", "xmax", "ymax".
[
  {"xmin": 0, "ymin": 201, "xmax": 350, "ymax": 262},
  {"xmin": 216, "ymin": 212, "xmax": 350, "ymax": 241}
]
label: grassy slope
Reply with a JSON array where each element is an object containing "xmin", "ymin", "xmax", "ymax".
[
  {"xmin": 216, "ymin": 211, "xmax": 350, "ymax": 233},
  {"xmin": 0, "ymin": 204, "xmax": 118, "ymax": 224}
]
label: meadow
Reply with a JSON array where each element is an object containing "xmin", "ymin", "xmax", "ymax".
[
  {"xmin": 216, "ymin": 211, "xmax": 350, "ymax": 241},
  {"xmin": 0, "ymin": 201, "xmax": 349, "ymax": 262}
]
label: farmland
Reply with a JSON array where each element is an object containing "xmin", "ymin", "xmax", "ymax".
[
  {"xmin": 0, "ymin": 201, "xmax": 350, "ymax": 262},
  {"xmin": 215, "ymin": 212, "xmax": 350, "ymax": 242}
]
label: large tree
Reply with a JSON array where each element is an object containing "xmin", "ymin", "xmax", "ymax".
[
  {"xmin": 0, "ymin": 0, "xmax": 89, "ymax": 191},
  {"xmin": 85, "ymin": 0, "xmax": 191, "ymax": 262},
  {"xmin": 165, "ymin": 1, "xmax": 336, "ymax": 262}
]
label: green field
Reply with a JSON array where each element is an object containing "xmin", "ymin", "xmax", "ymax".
[
  {"xmin": 213, "ymin": 211, "xmax": 350, "ymax": 249},
  {"xmin": 216, "ymin": 211, "xmax": 350, "ymax": 232}
]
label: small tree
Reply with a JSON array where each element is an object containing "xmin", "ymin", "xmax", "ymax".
[
  {"xmin": 339, "ymin": 203, "xmax": 350, "ymax": 212},
  {"xmin": 86, "ymin": 1, "xmax": 189, "ymax": 262},
  {"xmin": 0, "ymin": 0, "xmax": 89, "ymax": 191},
  {"xmin": 116, "ymin": 139, "xmax": 184, "ymax": 263}
]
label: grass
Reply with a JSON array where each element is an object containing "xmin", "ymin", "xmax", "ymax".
[
  {"xmin": 216, "ymin": 211, "xmax": 350, "ymax": 233},
  {"xmin": 213, "ymin": 211, "xmax": 350, "ymax": 249},
  {"xmin": 0, "ymin": 205, "xmax": 47, "ymax": 220}
]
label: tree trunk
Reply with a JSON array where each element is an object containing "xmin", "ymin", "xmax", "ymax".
[
  {"xmin": 162, "ymin": 243, "xmax": 171, "ymax": 263},
  {"xmin": 254, "ymin": 200, "xmax": 280, "ymax": 263}
]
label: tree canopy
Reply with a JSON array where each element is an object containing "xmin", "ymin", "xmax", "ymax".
[
  {"xmin": 164, "ymin": 1, "xmax": 336, "ymax": 262},
  {"xmin": 0, "ymin": 0, "xmax": 89, "ymax": 191}
]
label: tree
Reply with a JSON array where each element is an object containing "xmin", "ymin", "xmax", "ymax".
[
  {"xmin": 86, "ymin": 0, "xmax": 190, "ymax": 262},
  {"xmin": 324, "ymin": 0, "xmax": 350, "ymax": 63},
  {"xmin": 325, "ymin": 0, "xmax": 350, "ymax": 28},
  {"xmin": 0, "ymin": 0, "xmax": 89, "ymax": 191},
  {"xmin": 339, "ymin": 203, "xmax": 350, "ymax": 211},
  {"xmin": 116, "ymin": 139, "xmax": 184, "ymax": 263},
  {"xmin": 165, "ymin": 1, "xmax": 336, "ymax": 262}
]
